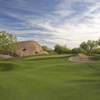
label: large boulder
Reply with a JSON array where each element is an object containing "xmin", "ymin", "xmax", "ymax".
[{"xmin": 14, "ymin": 40, "xmax": 48, "ymax": 57}]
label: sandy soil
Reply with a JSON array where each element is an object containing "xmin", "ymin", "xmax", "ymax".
[
  {"xmin": 69, "ymin": 53, "xmax": 93, "ymax": 62},
  {"xmin": 0, "ymin": 54, "xmax": 12, "ymax": 60}
]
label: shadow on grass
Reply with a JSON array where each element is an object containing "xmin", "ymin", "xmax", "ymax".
[
  {"xmin": 0, "ymin": 63, "xmax": 17, "ymax": 72},
  {"xmin": 24, "ymin": 56, "xmax": 71, "ymax": 61},
  {"xmin": 87, "ymin": 63, "xmax": 100, "ymax": 71}
]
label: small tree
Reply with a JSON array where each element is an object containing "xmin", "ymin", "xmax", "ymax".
[
  {"xmin": 0, "ymin": 31, "xmax": 17, "ymax": 54},
  {"xmin": 80, "ymin": 40, "xmax": 98, "ymax": 54}
]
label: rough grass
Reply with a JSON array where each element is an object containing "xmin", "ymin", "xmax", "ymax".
[
  {"xmin": 0, "ymin": 54, "xmax": 100, "ymax": 100},
  {"xmin": 91, "ymin": 54, "xmax": 100, "ymax": 61}
]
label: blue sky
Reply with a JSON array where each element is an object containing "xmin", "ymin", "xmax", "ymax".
[{"xmin": 0, "ymin": 0, "xmax": 100, "ymax": 48}]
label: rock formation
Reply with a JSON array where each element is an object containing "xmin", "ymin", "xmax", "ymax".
[{"xmin": 14, "ymin": 40, "xmax": 48, "ymax": 57}]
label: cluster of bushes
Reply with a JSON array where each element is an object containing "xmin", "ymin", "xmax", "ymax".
[
  {"xmin": 54, "ymin": 45, "xmax": 71, "ymax": 54},
  {"xmin": 92, "ymin": 48, "xmax": 100, "ymax": 54},
  {"xmin": 42, "ymin": 45, "xmax": 55, "ymax": 54},
  {"xmin": 42, "ymin": 39, "xmax": 100, "ymax": 54},
  {"xmin": 42, "ymin": 44, "xmax": 71, "ymax": 54}
]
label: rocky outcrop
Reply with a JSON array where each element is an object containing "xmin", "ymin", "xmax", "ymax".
[{"xmin": 14, "ymin": 40, "xmax": 48, "ymax": 57}]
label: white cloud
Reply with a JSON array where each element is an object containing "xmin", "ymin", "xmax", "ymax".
[{"xmin": 0, "ymin": 0, "xmax": 100, "ymax": 48}]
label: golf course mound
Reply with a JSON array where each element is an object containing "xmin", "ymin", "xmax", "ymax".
[
  {"xmin": 69, "ymin": 53, "xmax": 93, "ymax": 62},
  {"xmin": 0, "ymin": 63, "xmax": 16, "ymax": 72}
]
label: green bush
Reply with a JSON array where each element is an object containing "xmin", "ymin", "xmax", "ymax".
[
  {"xmin": 42, "ymin": 45, "xmax": 54, "ymax": 54},
  {"xmin": 92, "ymin": 48, "xmax": 100, "ymax": 54},
  {"xmin": 71, "ymin": 47, "xmax": 87, "ymax": 54},
  {"xmin": 91, "ymin": 55, "xmax": 100, "ymax": 61},
  {"xmin": 54, "ymin": 44, "xmax": 71, "ymax": 54}
]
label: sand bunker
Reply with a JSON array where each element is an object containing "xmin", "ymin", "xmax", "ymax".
[
  {"xmin": 69, "ymin": 53, "xmax": 93, "ymax": 62},
  {"xmin": 0, "ymin": 54, "xmax": 12, "ymax": 60}
]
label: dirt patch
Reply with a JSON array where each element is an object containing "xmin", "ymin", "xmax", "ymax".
[
  {"xmin": 0, "ymin": 54, "xmax": 12, "ymax": 60},
  {"xmin": 69, "ymin": 53, "xmax": 93, "ymax": 62}
]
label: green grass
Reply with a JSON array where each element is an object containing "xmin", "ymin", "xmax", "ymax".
[
  {"xmin": 0, "ymin": 54, "xmax": 100, "ymax": 100},
  {"xmin": 91, "ymin": 54, "xmax": 100, "ymax": 61}
]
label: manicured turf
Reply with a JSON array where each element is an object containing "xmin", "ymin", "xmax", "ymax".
[{"xmin": 0, "ymin": 54, "xmax": 100, "ymax": 100}]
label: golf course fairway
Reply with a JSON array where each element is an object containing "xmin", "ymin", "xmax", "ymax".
[{"xmin": 0, "ymin": 54, "xmax": 100, "ymax": 100}]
